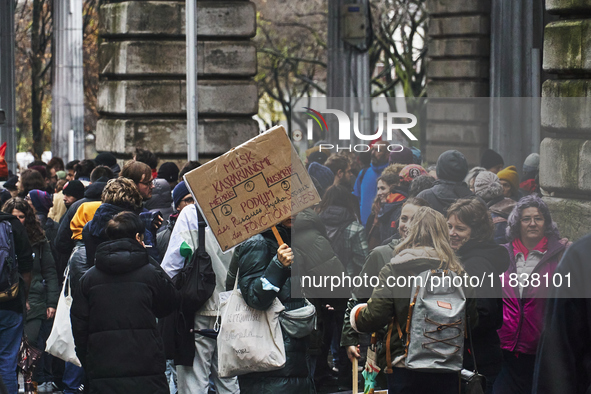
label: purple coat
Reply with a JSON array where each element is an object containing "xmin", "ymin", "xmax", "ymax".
[{"xmin": 497, "ymin": 236, "xmax": 569, "ymax": 355}]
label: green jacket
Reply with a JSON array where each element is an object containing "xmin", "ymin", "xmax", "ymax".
[
  {"xmin": 227, "ymin": 224, "xmax": 314, "ymax": 393},
  {"xmin": 353, "ymin": 247, "xmax": 478, "ymax": 369},
  {"xmin": 27, "ymin": 239, "xmax": 59, "ymax": 321}
]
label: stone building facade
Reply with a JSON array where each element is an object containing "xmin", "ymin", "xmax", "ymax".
[{"xmin": 96, "ymin": 1, "xmax": 259, "ymax": 161}]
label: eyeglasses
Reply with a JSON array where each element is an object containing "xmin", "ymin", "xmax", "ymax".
[
  {"xmin": 520, "ymin": 216, "xmax": 544, "ymax": 224},
  {"xmin": 24, "ymin": 195, "xmax": 31, "ymax": 202},
  {"xmin": 180, "ymin": 196, "xmax": 194, "ymax": 204},
  {"xmin": 139, "ymin": 179, "xmax": 155, "ymax": 187}
]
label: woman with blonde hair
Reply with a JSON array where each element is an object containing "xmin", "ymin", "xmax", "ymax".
[{"xmin": 350, "ymin": 207, "xmax": 477, "ymax": 393}]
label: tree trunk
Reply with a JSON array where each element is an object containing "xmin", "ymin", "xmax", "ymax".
[{"xmin": 31, "ymin": 0, "xmax": 44, "ymax": 159}]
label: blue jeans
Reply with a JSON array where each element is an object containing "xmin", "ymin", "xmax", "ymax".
[
  {"xmin": 62, "ymin": 362, "xmax": 84, "ymax": 394},
  {"xmin": 0, "ymin": 310, "xmax": 24, "ymax": 394}
]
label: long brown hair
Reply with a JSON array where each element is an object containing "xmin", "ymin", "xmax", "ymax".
[
  {"xmin": 395, "ymin": 206, "xmax": 463, "ymax": 274},
  {"xmin": 2, "ymin": 197, "xmax": 45, "ymax": 244}
]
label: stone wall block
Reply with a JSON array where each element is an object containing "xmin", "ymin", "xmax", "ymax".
[
  {"xmin": 425, "ymin": 123, "xmax": 489, "ymax": 145},
  {"xmin": 430, "ymin": 16, "xmax": 490, "ymax": 37},
  {"xmin": 540, "ymin": 137, "xmax": 588, "ymax": 194},
  {"xmin": 541, "ymin": 80, "xmax": 591, "ymax": 131},
  {"xmin": 99, "ymin": 41, "xmax": 256, "ymax": 76},
  {"xmin": 428, "ymin": 81, "xmax": 489, "ymax": 97},
  {"xmin": 543, "ymin": 197, "xmax": 591, "ymax": 241},
  {"xmin": 427, "ymin": 100, "xmax": 489, "ymax": 122},
  {"xmin": 100, "ymin": 1, "xmax": 256, "ymax": 38},
  {"xmin": 546, "ymin": 0, "xmax": 591, "ymax": 16},
  {"xmin": 98, "ymin": 80, "xmax": 258, "ymax": 115},
  {"xmin": 543, "ymin": 20, "xmax": 591, "ymax": 73},
  {"xmin": 427, "ymin": 0, "xmax": 491, "ymax": 16},
  {"xmin": 96, "ymin": 118, "xmax": 259, "ymax": 156},
  {"xmin": 428, "ymin": 38, "xmax": 490, "ymax": 57},
  {"xmin": 428, "ymin": 59, "xmax": 489, "ymax": 79}
]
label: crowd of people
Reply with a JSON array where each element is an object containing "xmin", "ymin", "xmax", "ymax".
[{"xmin": 0, "ymin": 139, "xmax": 585, "ymax": 394}]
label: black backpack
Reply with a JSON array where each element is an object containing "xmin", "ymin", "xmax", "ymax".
[
  {"xmin": 0, "ymin": 220, "xmax": 19, "ymax": 302},
  {"xmin": 172, "ymin": 209, "xmax": 216, "ymax": 316}
]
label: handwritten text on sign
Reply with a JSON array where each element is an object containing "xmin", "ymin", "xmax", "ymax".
[{"xmin": 184, "ymin": 126, "xmax": 320, "ymax": 252}]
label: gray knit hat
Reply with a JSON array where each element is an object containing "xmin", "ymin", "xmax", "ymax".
[
  {"xmin": 474, "ymin": 171, "xmax": 504, "ymax": 202},
  {"xmin": 523, "ymin": 153, "xmax": 540, "ymax": 175}
]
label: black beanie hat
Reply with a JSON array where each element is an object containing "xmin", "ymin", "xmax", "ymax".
[
  {"xmin": 436, "ymin": 150, "xmax": 469, "ymax": 182},
  {"xmin": 480, "ymin": 149, "xmax": 504, "ymax": 170},
  {"xmin": 94, "ymin": 152, "xmax": 117, "ymax": 168},
  {"xmin": 62, "ymin": 180, "xmax": 85, "ymax": 200},
  {"xmin": 157, "ymin": 162, "xmax": 180, "ymax": 183}
]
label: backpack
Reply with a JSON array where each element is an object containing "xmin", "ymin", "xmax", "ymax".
[
  {"xmin": 0, "ymin": 220, "xmax": 19, "ymax": 301},
  {"xmin": 393, "ymin": 269, "xmax": 466, "ymax": 372},
  {"xmin": 172, "ymin": 209, "xmax": 216, "ymax": 316}
]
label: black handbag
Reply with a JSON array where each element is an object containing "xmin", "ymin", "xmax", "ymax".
[
  {"xmin": 461, "ymin": 318, "xmax": 486, "ymax": 394},
  {"xmin": 172, "ymin": 209, "xmax": 216, "ymax": 316}
]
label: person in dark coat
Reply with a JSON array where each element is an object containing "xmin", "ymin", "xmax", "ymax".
[
  {"xmin": 2, "ymin": 198, "xmax": 59, "ymax": 390},
  {"xmin": 70, "ymin": 212, "xmax": 178, "ymax": 394},
  {"xmin": 227, "ymin": 220, "xmax": 316, "ymax": 394},
  {"xmin": 447, "ymin": 198, "xmax": 510, "ymax": 393},
  {"xmin": 417, "ymin": 150, "xmax": 476, "ymax": 215},
  {"xmin": 533, "ymin": 232, "xmax": 591, "ymax": 394}
]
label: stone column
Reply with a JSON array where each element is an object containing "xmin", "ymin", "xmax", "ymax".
[
  {"xmin": 540, "ymin": 0, "xmax": 591, "ymax": 240},
  {"xmin": 425, "ymin": 0, "xmax": 491, "ymax": 166},
  {"xmin": 96, "ymin": 1, "xmax": 259, "ymax": 161}
]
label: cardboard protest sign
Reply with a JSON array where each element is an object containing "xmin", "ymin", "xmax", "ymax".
[{"xmin": 184, "ymin": 125, "xmax": 321, "ymax": 252}]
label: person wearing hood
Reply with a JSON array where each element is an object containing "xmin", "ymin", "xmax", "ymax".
[
  {"xmin": 474, "ymin": 171, "xmax": 516, "ymax": 244},
  {"xmin": 447, "ymin": 198, "xmax": 510, "ymax": 393},
  {"xmin": 94, "ymin": 152, "xmax": 121, "ymax": 176},
  {"xmin": 417, "ymin": 150, "xmax": 476, "ymax": 215},
  {"xmin": 494, "ymin": 195, "xmax": 570, "ymax": 394},
  {"xmin": 27, "ymin": 189, "xmax": 58, "ymax": 248},
  {"xmin": 354, "ymin": 140, "xmax": 391, "ymax": 226},
  {"xmin": 520, "ymin": 153, "xmax": 539, "ymax": 195},
  {"xmin": 144, "ymin": 178, "xmax": 174, "ymax": 223},
  {"xmin": 71, "ymin": 212, "xmax": 178, "ymax": 394}
]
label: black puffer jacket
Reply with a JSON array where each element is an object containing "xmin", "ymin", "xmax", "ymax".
[
  {"xmin": 70, "ymin": 239, "xmax": 178, "ymax": 394},
  {"xmin": 417, "ymin": 179, "xmax": 476, "ymax": 214},
  {"xmin": 456, "ymin": 239, "xmax": 510, "ymax": 377},
  {"xmin": 230, "ymin": 226, "xmax": 315, "ymax": 394}
]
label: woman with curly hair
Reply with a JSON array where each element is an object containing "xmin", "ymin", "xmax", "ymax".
[
  {"xmin": 2, "ymin": 197, "xmax": 59, "ymax": 390},
  {"xmin": 494, "ymin": 195, "xmax": 570, "ymax": 394}
]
